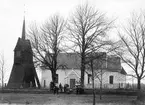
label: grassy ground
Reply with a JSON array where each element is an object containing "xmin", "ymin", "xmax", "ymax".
[{"xmin": 0, "ymin": 93, "xmax": 139, "ymax": 105}]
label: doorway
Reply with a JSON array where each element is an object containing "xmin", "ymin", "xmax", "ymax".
[{"xmin": 70, "ymin": 79, "xmax": 75, "ymax": 89}]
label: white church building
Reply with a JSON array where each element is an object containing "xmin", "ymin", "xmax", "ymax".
[{"xmin": 37, "ymin": 53, "xmax": 127, "ymax": 89}]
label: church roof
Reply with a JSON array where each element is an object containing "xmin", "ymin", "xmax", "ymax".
[
  {"xmin": 57, "ymin": 53, "xmax": 81, "ymax": 69},
  {"xmin": 45, "ymin": 53, "xmax": 127, "ymax": 75}
]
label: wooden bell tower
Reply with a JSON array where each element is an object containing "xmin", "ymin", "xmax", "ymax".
[{"xmin": 7, "ymin": 17, "xmax": 41, "ymax": 88}]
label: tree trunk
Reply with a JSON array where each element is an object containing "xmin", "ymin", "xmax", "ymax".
[
  {"xmin": 80, "ymin": 65, "xmax": 85, "ymax": 88},
  {"xmin": 137, "ymin": 79, "xmax": 145, "ymax": 102},
  {"xmin": 92, "ymin": 75, "xmax": 95, "ymax": 105},
  {"xmin": 2, "ymin": 73, "xmax": 3, "ymax": 90},
  {"xmin": 80, "ymin": 54, "xmax": 85, "ymax": 88},
  {"xmin": 99, "ymin": 85, "xmax": 102, "ymax": 100},
  {"xmin": 91, "ymin": 60, "xmax": 95, "ymax": 105},
  {"xmin": 99, "ymin": 69, "xmax": 103, "ymax": 100},
  {"xmin": 137, "ymin": 78, "xmax": 141, "ymax": 90},
  {"xmin": 51, "ymin": 70, "xmax": 56, "ymax": 83}
]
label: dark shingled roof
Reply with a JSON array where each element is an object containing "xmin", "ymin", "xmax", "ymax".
[
  {"xmin": 57, "ymin": 53, "xmax": 81, "ymax": 69},
  {"xmin": 14, "ymin": 38, "xmax": 32, "ymax": 51},
  {"xmin": 46, "ymin": 53, "xmax": 127, "ymax": 75}
]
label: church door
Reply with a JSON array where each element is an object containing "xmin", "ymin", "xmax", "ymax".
[{"xmin": 70, "ymin": 79, "xmax": 75, "ymax": 89}]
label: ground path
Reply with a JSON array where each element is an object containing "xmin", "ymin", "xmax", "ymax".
[{"xmin": 0, "ymin": 93, "xmax": 137, "ymax": 105}]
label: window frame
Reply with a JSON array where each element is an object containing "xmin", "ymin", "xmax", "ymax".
[
  {"xmin": 109, "ymin": 75, "xmax": 113, "ymax": 84},
  {"xmin": 88, "ymin": 74, "xmax": 92, "ymax": 84}
]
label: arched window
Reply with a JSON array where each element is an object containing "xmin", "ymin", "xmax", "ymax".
[{"xmin": 109, "ymin": 75, "xmax": 113, "ymax": 84}]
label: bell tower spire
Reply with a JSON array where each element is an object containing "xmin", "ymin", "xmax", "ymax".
[
  {"xmin": 22, "ymin": 16, "xmax": 25, "ymax": 40},
  {"xmin": 22, "ymin": 4, "xmax": 26, "ymax": 40}
]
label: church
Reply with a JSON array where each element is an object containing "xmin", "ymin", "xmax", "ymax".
[
  {"xmin": 38, "ymin": 53, "xmax": 127, "ymax": 89},
  {"xmin": 7, "ymin": 17, "xmax": 40, "ymax": 88}
]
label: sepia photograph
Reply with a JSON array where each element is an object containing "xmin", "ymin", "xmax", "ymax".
[{"xmin": 0, "ymin": 0, "xmax": 145, "ymax": 105}]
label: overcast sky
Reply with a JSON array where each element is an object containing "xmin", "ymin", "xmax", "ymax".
[{"xmin": 0, "ymin": 0, "xmax": 145, "ymax": 82}]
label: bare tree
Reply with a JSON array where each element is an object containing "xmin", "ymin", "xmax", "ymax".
[
  {"xmin": 113, "ymin": 12, "xmax": 145, "ymax": 90},
  {"xmin": 95, "ymin": 68, "xmax": 104, "ymax": 100},
  {"xmin": 89, "ymin": 58, "xmax": 96, "ymax": 105},
  {"xmin": 67, "ymin": 3, "xmax": 113, "ymax": 88},
  {"xmin": 93, "ymin": 67, "xmax": 104, "ymax": 100},
  {"xmin": 87, "ymin": 52, "xmax": 106, "ymax": 105},
  {"xmin": 28, "ymin": 14, "xmax": 66, "ymax": 83},
  {"xmin": 0, "ymin": 53, "xmax": 5, "ymax": 89}
]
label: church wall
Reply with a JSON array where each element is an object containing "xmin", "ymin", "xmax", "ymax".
[
  {"xmin": 40, "ymin": 68, "xmax": 89, "ymax": 88},
  {"xmin": 40, "ymin": 68, "xmax": 126, "ymax": 89},
  {"xmin": 40, "ymin": 69, "xmax": 71, "ymax": 88},
  {"xmin": 86, "ymin": 71, "xmax": 126, "ymax": 89}
]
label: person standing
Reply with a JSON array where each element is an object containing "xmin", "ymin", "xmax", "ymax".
[
  {"xmin": 55, "ymin": 83, "xmax": 59, "ymax": 94},
  {"xmin": 59, "ymin": 83, "xmax": 63, "ymax": 93}
]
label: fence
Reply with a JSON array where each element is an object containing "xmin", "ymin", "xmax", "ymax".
[{"xmin": 85, "ymin": 83, "xmax": 137, "ymax": 89}]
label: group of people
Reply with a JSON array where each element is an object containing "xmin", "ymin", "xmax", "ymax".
[{"xmin": 50, "ymin": 82, "xmax": 69, "ymax": 94}]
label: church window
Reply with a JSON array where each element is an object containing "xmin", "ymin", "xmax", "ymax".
[
  {"xmin": 88, "ymin": 74, "xmax": 92, "ymax": 84},
  {"xmin": 109, "ymin": 75, "xmax": 113, "ymax": 84}
]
